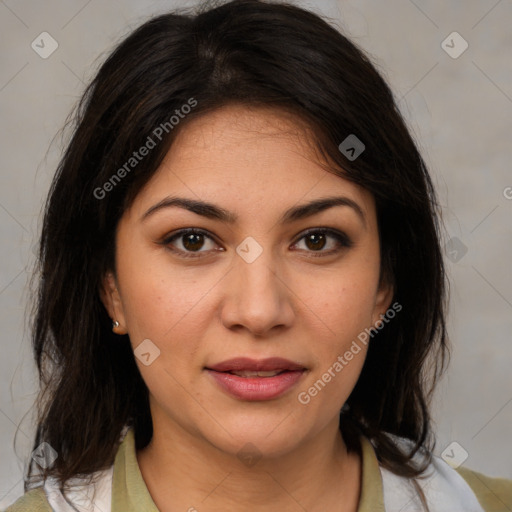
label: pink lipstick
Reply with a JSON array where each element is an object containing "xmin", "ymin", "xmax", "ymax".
[{"xmin": 205, "ymin": 357, "xmax": 307, "ymax": 401}]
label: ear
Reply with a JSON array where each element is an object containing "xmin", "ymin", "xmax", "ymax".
[
  {"xmin": 372, "ymin": 272, "xmax": 395, "ymax": 324},
  {"xmin": 99, "ymin": 271, "xmax": 127, "ymax": 335}
]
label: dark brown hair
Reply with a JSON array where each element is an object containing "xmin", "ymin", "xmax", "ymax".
[{"xmin": 18, "ymin": 1, "xmax": 449, "ymax": 510}]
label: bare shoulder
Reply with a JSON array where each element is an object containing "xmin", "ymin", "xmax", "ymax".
[{"xmin": 2, "ymin": 487, "xmax": 52, "ymax": 512}]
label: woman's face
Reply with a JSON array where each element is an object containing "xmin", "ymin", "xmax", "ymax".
[{"xmin": 101, "ymin": 104, "xmax": 393, "ymax": 457}]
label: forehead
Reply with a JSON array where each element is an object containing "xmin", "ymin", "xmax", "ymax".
[
  {"xmin": 127, "ymin": 104, "xmax": 376, "ymax": 225},
  {"xmin": 173, "ymin": 104, "xmax": 318, "ymax": 151}
]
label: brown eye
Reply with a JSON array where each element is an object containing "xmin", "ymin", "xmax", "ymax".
[
  {"xmin": 293, "ymin": 228, "xmax": 352, "ymax": 256},
  {"xmin": 182, "ymin": 232, "xmax": 206, "ymax": 251},
  {"xmin": 304, "ymin": 232, "xmax": 327, "ymax": 251},
  {"xmin": 161, "ymin": 228, "xmax": 221, "ymax": 258},
  {"xmin": 161, "ymin": 227, "xmax": 351, "ymax": 259}
]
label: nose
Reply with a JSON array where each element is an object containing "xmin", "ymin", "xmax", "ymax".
[{"xmin": 220, "ymin": 250, "xmax": 295, "ymax": 337}]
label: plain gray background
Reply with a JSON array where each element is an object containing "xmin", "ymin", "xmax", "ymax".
[{"xmin": 1, "ymin": 0, "xmax": 511, "ymax": 507}]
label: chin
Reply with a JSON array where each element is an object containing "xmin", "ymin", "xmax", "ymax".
[{"xmin": 198, "ymin": 414, "xmax": 307, "ymax": 460}]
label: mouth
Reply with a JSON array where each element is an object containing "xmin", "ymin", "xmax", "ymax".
[
  {"xmin": 216, "ymin": 369, "xmax": 290, "ymax": 378},
  {"xmin": 205, "ymin": 356, "xmax": 307, "ymax": 373},
  {"xmin": 204, "ymin": 358, "xmax": 307, "ymax": 401}
]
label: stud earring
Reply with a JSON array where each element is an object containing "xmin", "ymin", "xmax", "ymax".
[{"xmin": 112, "ymin": 320, "xmax": 123, "ymax": 334}]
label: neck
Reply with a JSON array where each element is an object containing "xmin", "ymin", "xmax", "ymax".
[{"xmin": 136, "ymin": 413, "xmax": 361, "ymax": 512}]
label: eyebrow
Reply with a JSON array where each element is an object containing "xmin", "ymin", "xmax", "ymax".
[{"xmin": 141, "ymin": 195, "xmax": 366, "ymax": 228}]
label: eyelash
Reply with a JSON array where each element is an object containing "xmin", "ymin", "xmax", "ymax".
[{"xmin": 160, "ymin": 227, "xmax": 353, "ymax": 259}]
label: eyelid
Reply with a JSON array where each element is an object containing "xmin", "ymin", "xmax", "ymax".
[
  {"xmin": 293, "ymin": 227, "xmax": 352, "ymax": 244},
  {"xmin": 159, "ymin": 228, "xmax": 222, "ymax": 258},
  {"xmin": 159, "ymin": 227, "xmax": 352, "ymax": 258},
  {"xmin": 291, "ymin": 227, "xmax": 353, "ymax": 255}
]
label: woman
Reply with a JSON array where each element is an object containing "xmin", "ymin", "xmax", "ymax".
[{"xmin": 5, "ymin": 0, "xmax": 512, "ymax": 511}]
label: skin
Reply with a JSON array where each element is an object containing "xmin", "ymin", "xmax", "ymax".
[{"xmin": 101, "ymin": 104, "xmax": 393, "ymax": 512}]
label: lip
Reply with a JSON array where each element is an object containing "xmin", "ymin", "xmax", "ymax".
[
  {"xmin": 205, "ymin": 357, "xmax": 306, "ymax": 372},
  {"xmin": 204, "ymin": 357, "xmax": 308, "ymax": 401},
  {"xmin": 205, "ymin": 368, "xmax": 306, "ymax": 401}
]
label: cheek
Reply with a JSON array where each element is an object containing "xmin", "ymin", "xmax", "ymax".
[
  {"xmin": 310, "ymin": 283, "xmax": 372, "ymax": 375},
  {"xmin": 120, "ymin": 269, "xmax": 211, "ymax": 388},
  {"xmin": 297, "ymin": 261, "xmax": 380, "ymax": 336},
  {"xmin": 117, "ymin": 240, "xmax": 218, "ymax": 342},
  {"xmin": 292, "ymin": 256, "xmax": 379, "ymax": 386}
]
